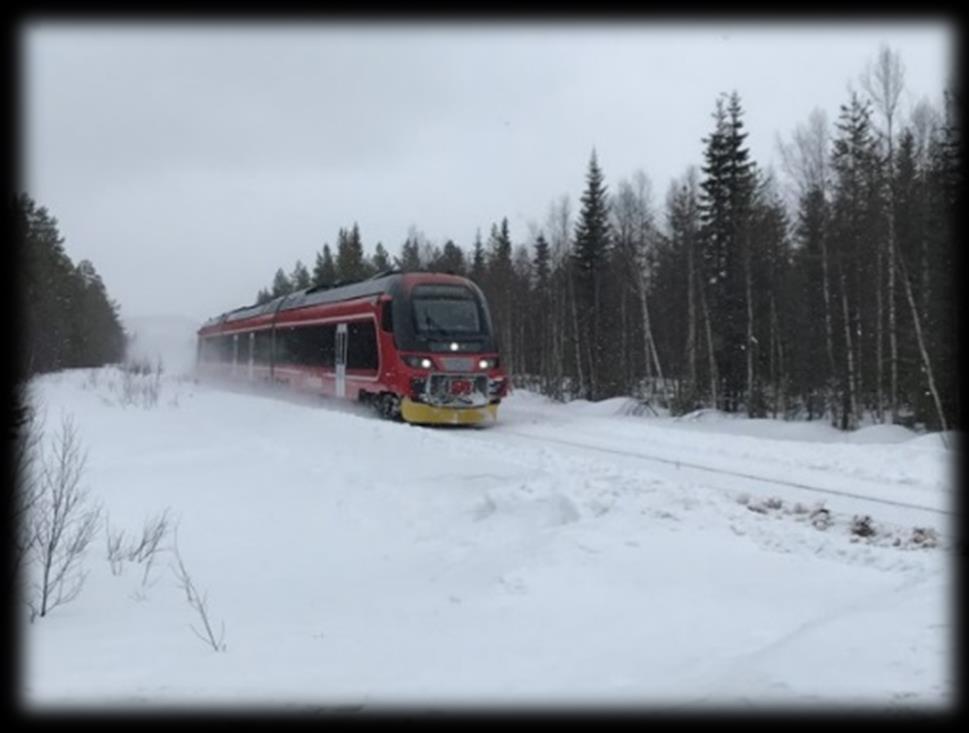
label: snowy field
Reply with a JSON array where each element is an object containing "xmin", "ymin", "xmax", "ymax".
[{"xmin": 19, "ymin": 362, "xmax": 957, "ymax": 713}]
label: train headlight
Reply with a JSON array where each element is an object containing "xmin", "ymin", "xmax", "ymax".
[
  {"xmin": 402, "ymin": 355, "xmax": 434, "ymax": 369},
  {"xmin": 478, "ymin": 357, "xmax": 499, "ymax": 370}
]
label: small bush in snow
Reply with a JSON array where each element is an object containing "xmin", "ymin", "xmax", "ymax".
[
  {"xmin": 127, "ymin": 508, "xmax": 172, "ymax": 586},
  {"xmin": 735, "ymin": 492, "xmax": 750, "ymax": 505},
  {"xmin": 117, "ymin": 357, "xmax": 164, "ymax": 408},
  {"xmin": 910, "ymin": 527, "xmax": 939, "ymax": 548},
  {"xmin": 105, "ymin": 518, "xmax": 127, "ymax": 576},
  {"xmin": 850, "ymin": 515, "xmax": 876, "ymax": 538},
  {"xmin": 810, "ymin": 506, "xmax": 832, "ymax": 530},
  {"xmin": 82, "ymin": 369, "xmax": 101, "ymax": 391},
  {"xmin": 105, "ymin": 508, "xmax": 172, "ymax": 585},
  {"xmin": 745, "ymin": 495, "xmax": 783, "ymax": 514},
  {"xmin": 122, "ymin": 357, "xmax": 153, "ymax": 376}
]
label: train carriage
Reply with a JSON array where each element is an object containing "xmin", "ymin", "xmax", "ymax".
[{"xmin": 196, "ymin": 271, "xmax": 508, "ymax": 424}]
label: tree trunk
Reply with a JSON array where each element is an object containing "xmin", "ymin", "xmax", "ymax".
[
  {"xmin": 772, "ymin": 294, "xmax": 786, "ymax": 419},
  {"xmin": 875, "ymin": 234, "xmax": 885, "ymax": 422},
  {"xmin": 638, "ymin": 268, "xmax": 665, "ymax": 403},
  {"xmin": 745, "ymin": 246, "xmax": 755, "ymax": 418},
  {"xmin": 699, "ymin": 276, "xmax": 718, "ymax": 410},
  {"xmin": 686, "ymin": 229, "xmax": 698, "ymax": 391},
  {"xmin": 896, "ymin": 239, "xmax": 949, "ymax": 443},
  {"xmin": 769, "ymin": 293, "xmax": 777, "ymax": 419},
  {"xmin": 854, "ymin": 305, "xmax": 864, "ymax": 419},
  {"xmin": 568, "ymin": 269, "xmax": 585, "ymax": 399},
  {"xmin": 838, "ymin": 265, "xmax": 858, "ymax": 429},
  {"xmin": 620, "ymin": 287, "xmax": 628, "ymax": 394},
  {"xmin": 887, "ymin": 142, "xmax": 899, "ymax": 425},
  {"xmin": 820, "ymin": 234, "xmax": 839, "ymax": 425}
]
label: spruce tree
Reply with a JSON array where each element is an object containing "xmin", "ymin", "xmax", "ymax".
[
  {"xmin": 698, "ymin": 92, "xmax": 756, "ymax": 411},
  {"xmin": 396, "ymin": 237, "xmax": 422, "ymax": 272},
  {"xmin": 74, "ymin": 260, "xmax": 125, "ymax": 367},
  {"xmin": 829, "ymin": 92, "xmax": 880, "ymax": 428},
  {"xmin": 571, "ymin": 150, "xmax": 613, "ymax": 399},
  {"xmin": 290, "ymin": 260, "xmax": 311, "ymax": 291},
  {"xmin": 271, "ymin": 268, "xmax": 292, "ymax": 297},
  {"xmin": 312, "ymin": 244, "xmax": 337, "ymax": 288},
  {"xmin": 532, "ymin": 233, "xmax": 553, "ymax": 391},
  {"xmin": 437, "ymin": 239, "xmax": 466, "ymax": 275},
  {"xmin": 487, "ymin": 219, "xmax": 516, "ymax": 373},
  {"xmin": 470, "ymin": 229, "xmax": 486, "ymax": 284},
  {"xmin": 16, "ymin": 193, "xmax": 126, "ymax": 376},
  {"xmin": 371, "ymin": 242, "xmax": 391, "ymax": 272},
  {"xmin": 336, "ymin": 223, "xmax": 369, "ymax": 282},
  {"xmin": 791, "ymin": 184, "xmax": 833, "ymax": 417}
]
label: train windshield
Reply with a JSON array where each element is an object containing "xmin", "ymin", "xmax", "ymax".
[{"xmin": 411, "ymin": 284, "xmax": 483, "ymax": 336}]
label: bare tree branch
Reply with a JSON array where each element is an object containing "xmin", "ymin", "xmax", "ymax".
[
  {"xmin": 30, "ymin": 414, "xmax": 101, "ymax": 617},
  {"xmin": 171, "ymin": 529, "xmax": 227, "ymax": 652}
]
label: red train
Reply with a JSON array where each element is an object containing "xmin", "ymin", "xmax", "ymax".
[{"xmin": 196, "ymin": 271, "xmax": 509, "ymax": 424}]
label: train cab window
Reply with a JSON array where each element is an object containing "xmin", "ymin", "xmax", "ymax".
[
  {"xmin": 381, "ymin": 300, "xmax": 394, "ymax": 333},
  {"xmin": 347, "ymin": 320, "xmax": 378, "ymax": 371},
  {"xmin": 411, "ymin": 285, "xmax": 482, "ymax": 336}
]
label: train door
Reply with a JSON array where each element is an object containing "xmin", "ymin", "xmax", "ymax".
[
  {"xmin": 248, "ymin": 332, "xmax": 255, "ymax": 381},
  {"xmin": 335, "ymin": 323, "xmax": 348, "ymax": 398},
  {"xmin": 232, "ymin": 333, "xmax": 239, "ymax": 377}
]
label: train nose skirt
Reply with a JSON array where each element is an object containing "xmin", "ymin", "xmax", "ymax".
[
  {"xmin": 425, "ymin": 373, "xmax": 489, "ymax": 406},
  {"xmin": 400, "ymin": 398, "xmax": 498, "ymax": 425}
]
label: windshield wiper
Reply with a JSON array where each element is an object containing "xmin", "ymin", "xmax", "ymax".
[{"xmin": 422, "ymin": 312, "xmax": 448, "ymax": 334}]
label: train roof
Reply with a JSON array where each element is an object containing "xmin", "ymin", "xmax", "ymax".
[{"xmin": 199, "ymin": 270, "xmax": 473, "ymax": 331}]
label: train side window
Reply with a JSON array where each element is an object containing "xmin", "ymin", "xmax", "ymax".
[
  {"xmin": 254, "ymin": 330, "xmax": 272, "ymax": 365},
  {"xmin": 291, "ymin": 327, "xmax": 305, "ymax": 364},
  {"xmin": 347, "ymin": 320, "xmax": 378, "ymax": 371},
  {"xmin": 292, "ymin": 325, "xmax": 322, "ymax": 366},
  {"xmin": 220, "ymin": 335, "xmax": 233, "ymax": 362},
  {"xmin": 320, "ymin": 325, "xmax": 335, "ymax": 368},
  {"xmin": 238, "ymin": 332, "xmax": 251, "ymax": 364},
  {"xmin": 274, "ymin": 327, "xmax": 292, "ymax": 364},
  {"xmin": 381, "ymin": 300, "xmax": 394, "ymax": 333}
]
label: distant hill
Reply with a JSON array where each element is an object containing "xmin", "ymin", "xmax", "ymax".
[{"xmin": 123, "ymin": 314, "xmax": 199, "ymax": 375}]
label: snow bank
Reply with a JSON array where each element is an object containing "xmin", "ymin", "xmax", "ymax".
[{"xmin": 20, "ymin": 369, "xmax": 953, "ymax": 710}]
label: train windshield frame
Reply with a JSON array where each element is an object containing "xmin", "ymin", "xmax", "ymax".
[{"xmin": 410, "ymin": 284, "xmax": 485, "ymax": 338}]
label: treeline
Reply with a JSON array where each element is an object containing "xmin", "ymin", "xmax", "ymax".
[
  {"xmin": 252, "ymin": 47, "xmax": 959, "ymax": 431},
  {"xmin": 14, "ymin": 193, "xmax": 127, "ymax": 378}
]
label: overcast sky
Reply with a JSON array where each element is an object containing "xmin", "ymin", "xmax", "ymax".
[{"xmin": 23, "ymin": 21, "xmax": 953, "ymax": 326}]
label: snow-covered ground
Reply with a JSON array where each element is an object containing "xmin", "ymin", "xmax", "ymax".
[{"xmin": 19, "ymin": 367, "xmax": 957, "ymax": 712}]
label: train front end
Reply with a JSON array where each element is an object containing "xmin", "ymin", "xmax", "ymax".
[{"xmin": 392, "ymin": 277, "xmax": 508, "ymax": 425}]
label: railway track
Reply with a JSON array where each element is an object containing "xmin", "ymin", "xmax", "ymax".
[{"xmin": 488, "ymin": 427, "xmax": 955, "ymax": 529}]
